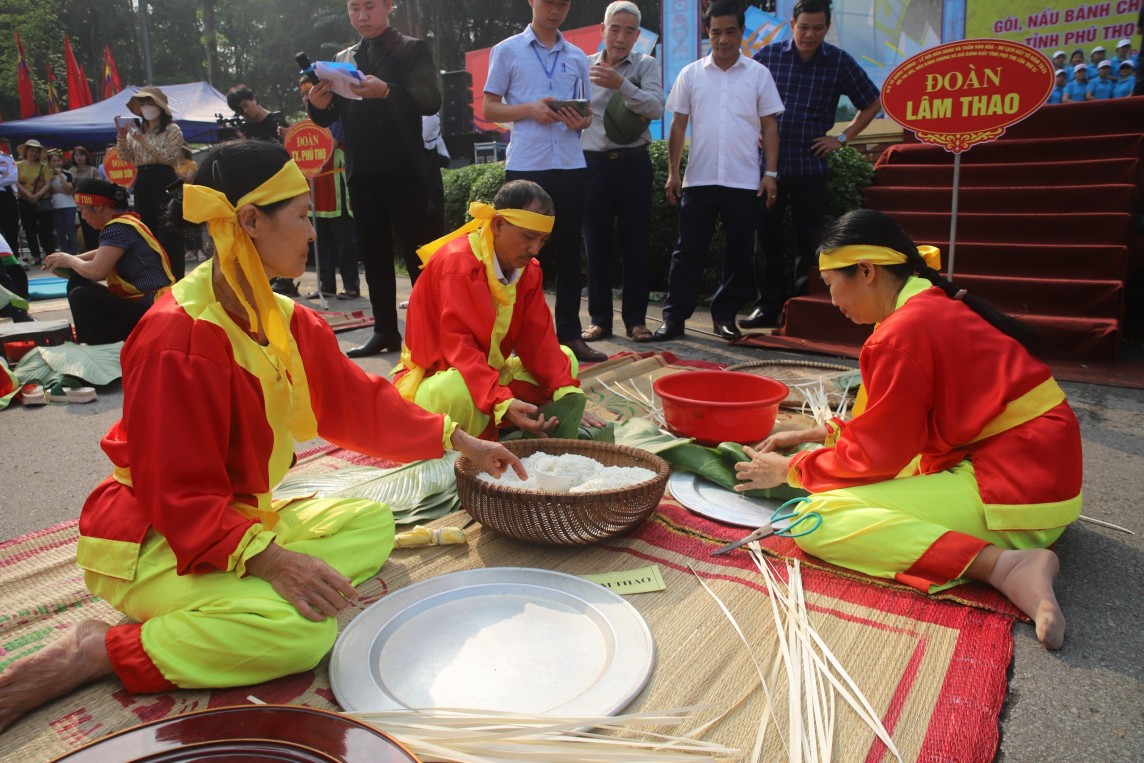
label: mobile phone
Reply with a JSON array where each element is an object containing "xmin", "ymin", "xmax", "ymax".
[
  {"xmin": 114, "ymin": 115, "xmax": 125, "ymax": 128},
  {"xmin": 547, "ymin": 99, "xmax": 590, "ymax": 117}
]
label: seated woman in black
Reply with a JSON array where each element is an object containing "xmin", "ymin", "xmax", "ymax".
[{"xmin": 42, "ymin": 179, "xmax": 175, "ymax": 344}]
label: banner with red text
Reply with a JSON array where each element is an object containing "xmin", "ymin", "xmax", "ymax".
[{"xmin": 967, "ymin": 0, "xmax": 1139, "ymax": 61}]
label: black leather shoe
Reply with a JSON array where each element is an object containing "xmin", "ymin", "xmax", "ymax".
[
  {"xmin": 712, "ymin": 321, "xmax": 743, "ymax": 341},
  {"xmin": 346, "ymin": 332, "xmax": 402, "ymax": 358},
  {"xmin": 739, "ymin": 308, "xmax": 779, "ymax": 329},
  {"xmin": 566, "ymin": 338, "xmax": 608, "ymax": 363},
  {"xmin": 651, "ymin": 322, "xmax": 684, "ymax": 341}
]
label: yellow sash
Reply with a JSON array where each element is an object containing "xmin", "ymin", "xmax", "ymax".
[{"xmin": 103, "ymin": 214, "xmax": 175, "ymax": 301}]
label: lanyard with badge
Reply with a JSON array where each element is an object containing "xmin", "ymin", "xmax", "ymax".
[{"xmin": 531, "ymin": 41, "xmax": 582, "ymax": 98}]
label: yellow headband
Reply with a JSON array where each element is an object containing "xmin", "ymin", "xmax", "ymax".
[
  {"xmin": 416, "ymin": 201, "xmax": 555, "ymax": 265},
  {"xmin": 818, "ymin": 244, "xmax": 942, "ymax": 272},
  {"xmin": 183, "ymin": 160, "xmax": 310, "ymax": 365}
]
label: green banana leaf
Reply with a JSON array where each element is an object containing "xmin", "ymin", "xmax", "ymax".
[
  {"xmin": 612, "ymin": 419, "xmax": 807, "ymax": 501},
  {"xmin": 14, "ymin": 341, "xmax": 124, "ymax": 387},
  {"xmin": 501, "ymin": 392, "xmax": 588, "ymax": 441},
  {"xmin": 273, "ymin": 453, "xmax": 461, "ymax": 524}
]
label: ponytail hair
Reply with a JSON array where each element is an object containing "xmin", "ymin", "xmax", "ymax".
[{"xmin": 819, "ymin": 210, "xmax": 1043, "ymax": 356}]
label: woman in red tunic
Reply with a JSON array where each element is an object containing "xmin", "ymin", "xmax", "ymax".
[{"xmin": 735, "ymin": 210, "xmax": 1082, "ymax": 650}]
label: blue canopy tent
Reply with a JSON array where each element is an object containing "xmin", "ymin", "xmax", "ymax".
[{"xmin": 0, "ymin": 82, "xmax": 230, "ymax": 148}]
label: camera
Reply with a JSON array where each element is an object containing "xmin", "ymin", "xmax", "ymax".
[{"xmin": 215, "ymin": 113, "xmax": 247, "ymax": 142}]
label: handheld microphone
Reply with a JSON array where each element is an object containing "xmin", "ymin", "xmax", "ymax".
[{"xmin": 296, "ymin": 52, "xmax": 320, "ymax": 85}]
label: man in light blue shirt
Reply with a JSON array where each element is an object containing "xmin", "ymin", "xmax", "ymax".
[{"xmin": 483, "ymin": 0, "xmax": 603, "ymax": 363}]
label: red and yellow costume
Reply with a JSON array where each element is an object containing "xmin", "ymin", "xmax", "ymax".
[
  {"xmin": 76, "ymin": 164, "xmax": 453, "ymax": 693},
  {"xmin": 787, "ymin": 276, "xmax": 1083, "ymax": 593},
  {"xmin": 394, "ymin": 204, "xmax": 580, "ymax": 439}
]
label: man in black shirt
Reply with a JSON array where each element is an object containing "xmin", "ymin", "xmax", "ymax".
[
  {"xmin": 225, "ymin": 84, "xmax": 289, "ymax": 142},
  {"xmin": 307, "ymin": 0, "xmax": 441, "ymax": 357}
]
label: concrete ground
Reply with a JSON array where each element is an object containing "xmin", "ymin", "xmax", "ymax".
[{"xmin": 3, "ymin": 265, "xmax": 1142, "ymax": 762}]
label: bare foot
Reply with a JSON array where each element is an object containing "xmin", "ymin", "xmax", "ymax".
[
  {"xmin": 987, "ymin": 548, "xmax": 1066, "ymax": 650},
  {"xmin": 0, "ymin": 620, "xmax": 115, "ymax": 733}
]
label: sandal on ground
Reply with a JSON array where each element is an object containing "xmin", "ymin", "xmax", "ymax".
[
  {"xmin": 581, "ymin": 324, "xmax": 613, "ymax": 341},
  {"xmin": 626, "ymin": 325, "xmax": 654, "ymax": 343},
  {"xmin": 19, "ymin": 382, "xmax": 46, "ymax": 406},
  {"xmin": 45, "ymin": 377, "xmax": 97, "ymax": 404}
]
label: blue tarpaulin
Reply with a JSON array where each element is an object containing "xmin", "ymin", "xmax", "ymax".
[{"xmin": 0, "ymin": 82, "xmax": 231, "ymax": 148}]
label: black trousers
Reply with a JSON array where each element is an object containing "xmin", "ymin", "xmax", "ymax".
[
  {"xmin": 18, "ymin": 199, "xmax": 55, "ymax": 262},
  {"xmin": 504, "ymin": 168, "xmax": 586, "ymax": 342},
  {"xmin": 0, "ymin": 191, "xmax": 20, "ymax": 252},
  {"xmin": 315, "ymin": 213, "xmax": 360, "ymax": 293},
  {"xmin": 134, "ymin": 165, "xmax": 185, "ymax": 280},
  {"xmin": 753, "ymin": 173, "xmax": 828, "ymax": 316},
  {"xmin": 347, "ymin": 173, "xmax": 433, "ymax": 341},
  {"xmin": 663, "ymin": 185, "xmax": 757, "ymax": 326},
  {"xmin": 582, "ymin": 148, "xmax": 652, "ymax": 331},
  {"xmin": 67, "ymin": 274, "xmax": 151, "ymax": 345}
]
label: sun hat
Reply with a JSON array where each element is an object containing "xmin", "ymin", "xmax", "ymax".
[
  {"xmin": 1091, "ymin": 45, "xmax": 1106, "ymax": 53},
  {"xmin": 603, "ymin": 93, "xmax": 651, "ymax": 145},
  {"xmin": 1073, "ymin": 63, "xmax": 1087, "ymax": 74},
  {"xmin": 1120, "ymin": 60, "xmax": 1136, "ymax": 70},
  {"xmin": 1117, "ymin": 39, "xmax": 1131, "ymax": 49},
  {"xmin": 126, "ymin": 86, "xmax": 172, "ymax": 118},
  {"xmin": 1054, "ymin": 69, "xmax": 1065, "ymax": 76},
  {"xmin": 1098, "ymin": 60, "xmax": 1112, "ymax": 69},
  {"xmin": 16, "ymin": 139, "xmax": 45, "ymax": 159},
  {"xmin": 1053, "ymin": 50, "xmax": 1066, "ymax": 58}
]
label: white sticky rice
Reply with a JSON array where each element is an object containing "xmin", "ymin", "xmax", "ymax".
[{"xmin": 477, "ymin": 452, "xmax": 656, "ymax": 493}]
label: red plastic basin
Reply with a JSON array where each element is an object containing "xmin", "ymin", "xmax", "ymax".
[{"xmin": 653, "ymin": 370, "xmax": 789, "ymax": 445}]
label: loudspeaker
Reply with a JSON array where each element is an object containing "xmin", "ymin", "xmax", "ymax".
[{"xmin": 441, "ymin": 70, "xmax": 474, "ymax": 136}]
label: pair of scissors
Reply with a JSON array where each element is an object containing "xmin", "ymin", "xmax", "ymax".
[{"xmin": 710, "ymin": 497, "xmax": 822, "ymax": 556}]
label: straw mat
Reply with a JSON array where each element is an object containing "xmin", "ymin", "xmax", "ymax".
[{"xmin": 1, "ymin": 468, "xmax": 1015, "ymax": 762}]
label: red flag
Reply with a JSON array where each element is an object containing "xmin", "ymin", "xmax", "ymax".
[
  {"xmin": 102, "ymin": 45, "xmax": 123, "ymax": 100},
  {"xmin": 14, "ymin": 31, "xmax": 38, "ymax": 120},
  {"xmin": 64, "ymin": 36, "xmax": 93, "ymax": 108},
  {"xmin": 46, "ymin": 64, "xmax": 61, "ymax": 114}
]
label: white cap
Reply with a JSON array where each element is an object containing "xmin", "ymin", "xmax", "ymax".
[
  {"xmin": 1118, "ymin": 39, "xmax": 1131, "ymax": 49},
  {"xmin": 1074, "ymin": 63, "xmax": 1088, "ymax": 73},
  {"xmin": 1055, "ymin": 69, "xmax": 1066, "ymax": 76},
  {"xmin": 1092, "ymin": 45, "xmax": 1106, "ymax": 53},
  {"xmin": 1098, "ymin": 60, "xmax": 1112, "ymax": 69},
  {"xmin": 1053, "ymin": 50, "xmax": 1066, "ymax": 58},
  {"xmin": 1121, "ymin": 60, "xmax": 1136, "ymax": 70}
]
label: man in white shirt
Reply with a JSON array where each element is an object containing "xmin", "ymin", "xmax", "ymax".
[{"xmin": 652, "ymin": 0, "xmax": 784, "ymax": 341}]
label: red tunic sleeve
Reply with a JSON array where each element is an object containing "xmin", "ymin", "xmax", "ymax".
[
  {"xmin": 509, "ymin": 266, "xmax": 576, "ymax": 393},
  {"xmin": 292, "ymin": 306, "xmax": 447, "ymax": 461},
  {"xmin": 791, "ymin": 341, "xmax": 934, "ymax": 492},
  {"xmin": 118, "ymin": 343, "xmax": 259, "ymax": 575}
]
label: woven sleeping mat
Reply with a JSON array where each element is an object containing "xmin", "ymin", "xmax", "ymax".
[{"xmin": 1, "ymin": 456, "xmax": 1016, "ymax": 762}]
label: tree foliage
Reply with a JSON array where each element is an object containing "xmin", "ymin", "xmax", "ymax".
[{"xmin": 1, "ymin": 0, "xmax": 666, "ymax": 123}]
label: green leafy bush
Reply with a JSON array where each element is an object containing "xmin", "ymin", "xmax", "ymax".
[{"xmin": 440, "ymin": 143, "xmax": 873, "ymax": 302}]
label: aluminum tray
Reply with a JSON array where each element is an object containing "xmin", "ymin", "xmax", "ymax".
[
  {"xmin": 331, "ymin": 567, "xmax": 655, "ymax": 716},
  {"xmin": 668, "ymin": 471, "xmax": 784, "ymax": 528}
]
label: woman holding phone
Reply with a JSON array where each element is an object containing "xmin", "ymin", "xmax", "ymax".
[{"xmin": 116, "ymin": 86, "xmax": 186, "ymax": 279}]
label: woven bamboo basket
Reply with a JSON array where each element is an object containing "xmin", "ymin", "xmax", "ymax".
[{"xmin": 455, "ymin": 439, "xmax": 670, "ymax": 545}]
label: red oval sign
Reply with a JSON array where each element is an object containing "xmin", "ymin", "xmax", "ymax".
[
  {"xmin": 101, "ymin": 146, "xmax": 136, "ymax": 188},
  {"xmin": 881, "ymin": 39, "xmax": 1054, "ymax": 154},
  {"xmin": 284, "ymin": 120, "xmax": 335, "ymax": 178}
]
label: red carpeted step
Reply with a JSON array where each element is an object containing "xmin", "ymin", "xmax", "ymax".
[
  {"xmin": 1003, "ymin": 98, "xmax": 1144, "ymax": 140},
  {"xmin": 780, "ymin": 296, "xmax": 1120, "ymax": 361},
  {"xmin": 877, "ymin": 133, "xmax": 1144, "ymax": 167},
  {"xmin": 874, "ymin": 158, "xmax": 1141, "ymax": 187},
  {"xmin": 864, "ymin": 184, "xmax": 1138, "ymax": 214},
  {"xmin": 804, "ymin": 271, "xmax": 1123, "ymax": 318},
  {"xmin": 884, "ymin": 211, "xmax": 1133, "ymax": 246},
  {"xmin": 912, "ymin": 241, "xmax": 1131, "ymax": 280}
]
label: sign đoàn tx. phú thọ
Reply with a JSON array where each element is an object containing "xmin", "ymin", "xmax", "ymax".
[
  {"xmin": 880, "ymin": 39, "xmax": 1055, "ymax": 154},
  {"xmin": 283, "ymin": 120, "xmax": 335, "ymax": 179}
]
